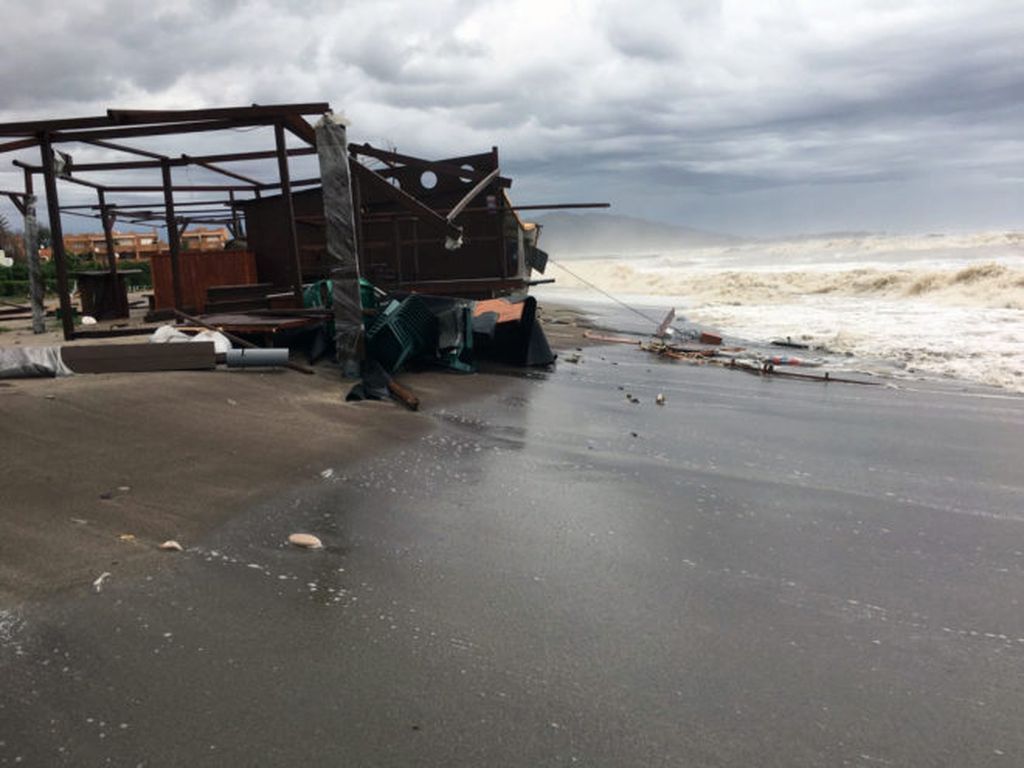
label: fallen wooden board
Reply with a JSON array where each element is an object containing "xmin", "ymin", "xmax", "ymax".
[{"xmin": 61, "ymin": 342, "xmax": 216, "ymax": 373}]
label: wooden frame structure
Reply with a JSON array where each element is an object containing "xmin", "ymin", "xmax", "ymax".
[{"xmin": 0, "ymin": 103, "xmax": 329, "ymax": 340}]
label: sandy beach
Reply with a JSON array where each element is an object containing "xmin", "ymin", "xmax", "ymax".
[
  {"xmin": 2, "ymin": 301, "xmax": 1024, "ymax": 766},
  {"xmin": 0, "ymin": 303, "xmax": 585, "ymax": 603}
]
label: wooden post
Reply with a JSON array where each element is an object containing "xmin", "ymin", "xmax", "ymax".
[
  {"xmin": 98, "ymin": 188, "xmax": 129, "ymax": 317},
  {"xmin": 97, "ymin": 189, "xmax": 118, "ymax": 274},
  {"xmin": 21, "ymin": 169, "xmax": 45, "ymax": 334},
  {"xmin": 161, "ymin": 159, "xmax": 184, "ymax": 310},
  {"xmin": 228, "ymin": 190, "xmax": 241, "ymax": 238},
  {"xmin": 39, "ymin": 133, "xmax": 75, "ymax": 340},
  {"xmin": 275, "ymin": 123, "xmax": 304, "ymax": 305}
]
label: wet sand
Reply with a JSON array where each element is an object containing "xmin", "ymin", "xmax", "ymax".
[{"xmin": 3, "ymin": 314, "xmax": 1024, "ymax": 765}]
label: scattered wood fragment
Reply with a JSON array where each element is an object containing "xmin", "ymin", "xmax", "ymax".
[
  {"xmin": 387, "ymin": 378, "xmax": 420, "ymax": 411},
  {"xmin": 583, "ymin": 331, "xmax": 641, "ymax": 345}
]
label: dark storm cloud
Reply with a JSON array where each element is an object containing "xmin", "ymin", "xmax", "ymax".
[{"xmin": 0, "ymin": 0, "xmax": 1021, "ymax": 234}]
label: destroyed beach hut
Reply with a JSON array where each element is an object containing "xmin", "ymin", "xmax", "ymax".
[
  {"xmin": 0, "ymin": 103, "xmax": 601, "ymax": 354},
  {"xmin": 239, "ymin": 144, "xmax": 552, "ymax": 300}
]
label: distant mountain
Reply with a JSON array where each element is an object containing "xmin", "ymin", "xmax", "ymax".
[{"xmin": 531, "ymin": 212, "xmax": 740, "ymax": 257}]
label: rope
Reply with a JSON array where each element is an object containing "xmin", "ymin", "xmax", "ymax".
[{"xmin": 547, "ymin": 258, "xmax": 665, "ymax": 327}]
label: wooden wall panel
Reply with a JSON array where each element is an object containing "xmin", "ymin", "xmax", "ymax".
[{"xmin": 149, "ymin": 250, "xmax": 257, "ymax": 312}]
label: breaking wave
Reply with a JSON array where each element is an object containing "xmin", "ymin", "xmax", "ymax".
[
  {"xmin": 553, "ymin": 260, "xmax": 1024, "ymax": 310},
  {"xmin": 541, "ymin": 233, "xmax": 1024, "ymax": 392}
]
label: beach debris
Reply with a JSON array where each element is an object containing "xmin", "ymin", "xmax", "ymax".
[
  {"xmin": 70, "ymin": 517, "xmax": 89, "ymax": 525},
  {"xmin": 81, "ymin": 315, "xmax": 97, "ymax": 326},
  {"xmin": 655, "ymin": 308, "xmax": 676, "ymax": 338},
  {"xmin": 771, "ymin": 336, "xmax": 810, "ymax": 350},
  {"xmin": 656, "ymin": 393, "xmax": 666, "ymax": 405},
  {"xmin": 118, "ymin": 533, "xmax": 136, "ymax": 543},
  {"xmin": 768, "ymin": 355, "xmax": 822, "ymax": 367},
  {"xmin": 117, "ymin": 485, "xmax": 131, "ymax": 492},
  {"xmin": 387, "ymin": 378, "xmax": 420, "ymax": 411},
  {"xmin": 563, "ymin": 353, "xmax": 581, "ymax": 364},
  {"xmin": 158, "ymin": 540, "xmax": 184, "ymax": 552},
  {"xmin": 320, "ymin": 468, "xmax": 335, "ymax": 480},
  {"xmin": 288, "ymin": 533, "xmax": 323, "ymax": 550},
  {"xmin": 92, "ymin": 572, "xmax": 111, "ymax": 592},
  {"xmin": 584, "ymin": 331, "xmax": 643, "ymax": 345}
]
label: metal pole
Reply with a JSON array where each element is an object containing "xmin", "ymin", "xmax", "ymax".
[
  {"xmin": 22, "ymin": 170, "xmax": 45, "ymax": 334},
  {"xmin": 161, "ymin": 159, "xmax": 184, "ymax": 309},
  {"xmin": 275, "ymin": 123, "xmax": 304, "ymax": 305},
  {"xmin": 39, "ymin": 133, "xmax": 75, "ymax": 340}
]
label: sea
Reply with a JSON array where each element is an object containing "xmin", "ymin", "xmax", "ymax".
[{"xmin": 533, "ymin": 230, "xmax": 1024, "ymax": 394}]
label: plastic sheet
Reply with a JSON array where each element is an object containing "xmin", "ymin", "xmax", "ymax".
[
  {"xmin": 0, "ymin": 347, "xmax": 73, "ymax": 379},
  {"xmin": 315, "ymin": 114, "xmax": 363, "ymax": 378},
  {"xmin": 149, "ymin": 324, "xmax": 232, "ymax": 354}
]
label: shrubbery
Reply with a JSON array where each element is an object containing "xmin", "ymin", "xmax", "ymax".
[{"xmin": 0, "ymin": 254, "xmax": 152, "ymax": 298}]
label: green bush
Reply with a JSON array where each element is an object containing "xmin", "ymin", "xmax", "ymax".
[{"xmin": 0, "ymin": 255, "xmax": 151, "ymax": 295}]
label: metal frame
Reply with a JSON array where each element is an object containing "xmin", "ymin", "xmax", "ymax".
[
  {"xmin": 1, "ymin": 101, "xmax": 610, "ymax": 340},
  {"xmin": 0, "ymin": 103, "xmax": 329, "ymax": 340}
]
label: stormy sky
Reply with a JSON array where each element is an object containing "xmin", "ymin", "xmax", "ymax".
[{"xmin": 0, "ymin": 0, "xmax": 1021, "ymax": 236}]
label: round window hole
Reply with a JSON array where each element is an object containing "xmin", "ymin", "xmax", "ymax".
[
  {"xmin": 459, "ymin": 164, "xmax": 475, "ymax": 183},
  {"xmin": 420, "ymin": 170, "xmax": 437, "ymax": 190}
]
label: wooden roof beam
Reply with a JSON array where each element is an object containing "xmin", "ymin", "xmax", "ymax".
[{"xmin": 106, "ymin": 102, "xmax": 330, "ymax": 124}]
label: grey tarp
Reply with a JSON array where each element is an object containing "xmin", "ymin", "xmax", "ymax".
[
  {"xmin": 0, "ymin": 347, "xmax": 73, "ymax": 378},
  {"xmin": 23, "ymin": 193, "xmax": 46, "ymax": 334},
  {"xmin": 314, "ymin": 114, "xmax": 363, "ymax": 378}
]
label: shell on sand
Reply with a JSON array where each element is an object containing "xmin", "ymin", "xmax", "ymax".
[
  {"xmin": 288, "ymin": 533, "xmax": 323, "ymax": 549},
  {"xmin": 158, "ymin": 540, "xmax": 184, "ymax": 552}
]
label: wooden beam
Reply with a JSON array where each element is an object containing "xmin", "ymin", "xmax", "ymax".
[
  {"xmin": 182, "ymin": 155, "xmax": 262, "ymax": 186},
  {"xmin": 161, "ymin": 160, "xmax": 184, "ymax": 310},
  {"xmin": 107, "ymin": 103, "xmax": 330, "ymax": 124},
  {"xmin": 17, "ymin": 146, "xmax": 317, "ymax": 174},
  {"xmin": 39, "ymin": 134, "xmax": 76, "ymax": 340},
  {"xmin": 349, "ymin": 143, "xmax": 495, "ymax": 183},
  {"xmin": 282, "ymin": 114, "xmax": 318, "ymax": 146},
  {"xmin": 0, "ymin": 136, "xmax": 39, "ymax": 154},
  {"xmin": 82, "ymin": 138, "xmax": 166, "ymax": 159},
  {"xmin": 446, "ymin": 167, "xmax": 501, "ymax": 223},
  {"xmin": 22, "ymin": 169, "xmax": 46, "ymax": 334},
  {"xmin": 349, "ymin": 161, "xmax": 462, "ymax": 241},
  {"xmin": 97, "ymin": 189, "xmax": 119, "ymax": 279},
  {"xmin": 5, "ymin": 193, "xmax": 26, "ymax": 216},
  {"xmin": 0, "ymin": 114, "xmax": 113, "ymax": 136},
  {"xmin": 274, "ymin": 123, "xmax": 305, "ymax": 305},
  {"xmin": 51, "ymin": 118, "xmax": 269, "ymax": 143},
  {"xmin": 61, "ymin": 342, "xmax": 217, "ymax": 373},
  {"xmin": 103, "ymin": 183, "xmax": 259, "ymax": 193}
]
